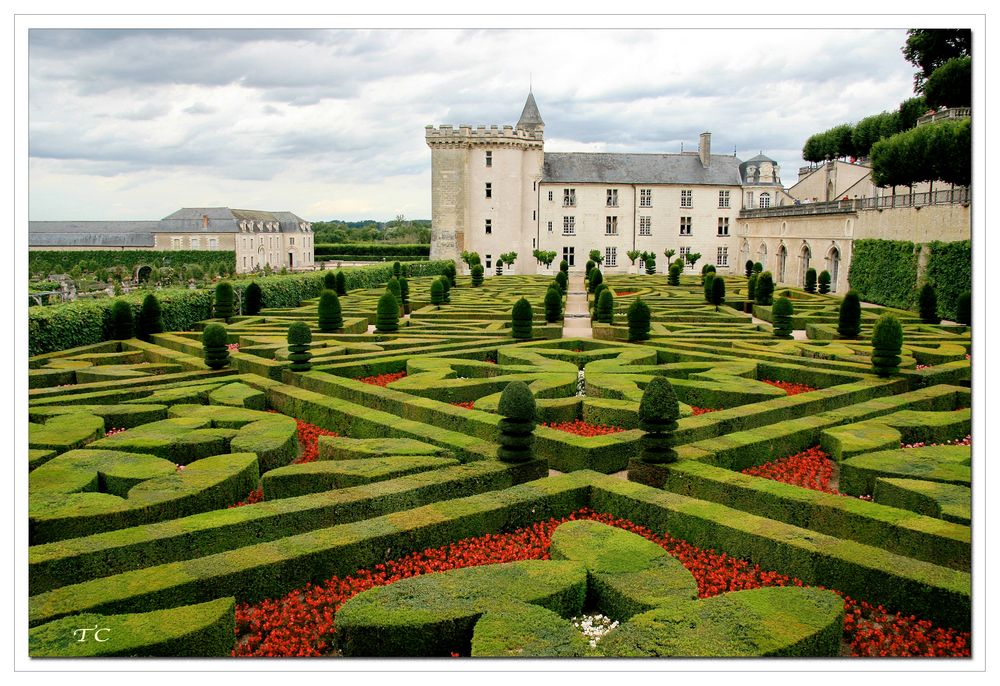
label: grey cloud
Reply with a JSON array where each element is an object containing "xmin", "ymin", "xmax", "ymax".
[{"xmin": 182, "ymin": 102, "xmax": 215, "ymax": 115}]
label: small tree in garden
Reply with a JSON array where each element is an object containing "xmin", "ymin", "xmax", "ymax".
[
  {"xmin": 589, "ymin": 268, "xmax": 603, "ymax": 293},
  {"xmin": 439, "ymin": 275, "xmax": 451, "ymax": 303},
  {"xmin": 554, "ymin": 270, "xmax": 568, "ymax": 293},
  {"xmin": 956, "ymin": 291, "xmax": 971, "ymax": 325},
  {"xmin": 711, "ymin": 276, "xmax": 726, "ymax": 311},
  {"xmin": 772, "ymin": 296, "xmax": 794, "ymax": 338},
  {"xmin": 685, "ymin": 252, "xmax": 701, "ymax": 271},
  {"xmin": 387, "ymin": 277, "xmax": 403, "ymax": 313},
  {"xmin": 818, "ymin": 270, "xmax": 831, "ymax": 294},
  {"xmin": 701, "ymin": 263, "xmax": 716, "ymax": 285},
  {"xmin": 627, "ymin": 297, "xmax": 651, "ymax": 342},
  {"xmin": 202, "ymin": 323, "xmax": 229, "ymax": 370},
  {"xmin": 747, "ymin": 272, "xmax": 758, "ymax": 301},
  {"xmin": 110, "ymin": 300, "xmax": 135, "ymax": 340},
  {"xmin": 471, "ymin": 264, "xmax": 484, "ymax": 287},
  {"xmin": 499, "ymin": 252, "xmax": 518, "ymax": 274},
  {"xmin": 585, "ymin": 260, "xmax": 596, "ymax": 282},
  {"xmin": 745, "ymin": 260, "xmax": 754, "ymax": 278},
  {"xmin": 244, "ymin": 282, "xmax": 263, "ymax": 316},
  {"xmin": 495, "ymin": 259, "xmax": 504, "ymax": 276},
  {"xmin": 540, "ymin": 251, "xmax": 557, "ymax": 270},
  {"xmin": 703, "ymin": 272, "xmax": 716, "ymax": 302},
  {"xmin": 838, "ymin": 290, "xmax": 862, "ymax": 339},
  {"xmin": 136, "ymin": 293, "xmax": 163, "ymax": 341},
  {"xmin": 644, "ymin": 256, "xmax": 656, "ymax": 275},
  {"xmin": 638, "ymin": 377, "xmax": 679, "ymax": 465},
  {"xmin": 918, "ymin": 283, "xmax": 940, "ymax": 324},
  {"xmin": 804, "ymin": 267, "xmax": 817, "ymax": 294},
  {"xmin": 318, "ymin": 290, "xmax": 343, "ymax": 332},
  {"xmin": 871, "ymin": 314, "xmax": 904, "ymax": 377},
  {"xmin": 668, "ymin": 263, "xmax": 682, "ymax": 286},
  {"xmin": 753, "ymin": 262, "xmax": 764, "ymax": 274},
  {"xmin": 596, "ymin": 288, "xmax": 614, "ymax": 324},
  {"xmin": 214, "ymin": 281, "xmax": 235, "ymax": 321},
  {"xmin": 323, "ymin": 271, "xmax": 337, "ymax": 291},
  {"xmin": 511, "ymin": 297, "xmax": 533, "ymax": 340},
  {"xmin": 375, "ymin": 290, "xmax": 400, "ymax": 333},
  {"xmin": 560, "ymin": 259, "xmax": 569, "ymax": 275},
  {"xmin": 398, "ymin": 276, "xmax": 410, "ymax": 314},
  {"xmin": 443, "ymin": 262, "xmax": 457, "ymax": 286},
  {"xmin": 430, "ymin": 278, "xmax": 445, "ymax": 307},
  {"xmin": 544, "ymin": 286, "xmax": 562, "ymax": 323},
  {"xmin": 755, "ymin": 271, "xmax": 775, "ymax": 306},
  {"xmin": 627, "ymin": 249, "xmax": 641, "ymax": 269},
  {"xmin": 589, "ymin": 249, "xmax": 603, "ymax": 266},
  {"xmin": 335, "ymin": 271, "xmax": 347, "ymax": 296},
  {"xmin": 664, "ymin": 248, "xmax": 676, "ymax": 264},
  {"xmin": 496, "ymin": 381, "xmax": 537, "ymax": 463},
  {"xmin": 286, "ymin": 321, "xmax": 313, "ymax": 372},
  {"xmin": 592, "ymin": 283, "xmax": 608, "ymax": 314},
  {"xmin": 393, "ymin": 262, "xmax": 402, "ymax": 280}
]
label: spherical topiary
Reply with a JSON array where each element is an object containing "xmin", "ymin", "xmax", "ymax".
[
  {"xmin": 804, "ymin": 267, "xmax": 817, "ymax": 294},
  {"xmin": 711, "ymin": 276, "xmax": 726, "ymax": 310},
  {"xmin": 745, "ymin": 260, "xmax": 754, "ymax": 278},
  {"xmin": 110, "ymin": 300, "xmax": 135, "ymax": 340},
  {"xmin": 596, "ymin": 288, "xmax": 614, "ymax": 324},
  {"xmin": 627, "ymin": 297, "xmax": 651, "ymax": 342},
  {"xmin": 818, "ymin": 270, "xmax": 831, "ymax": 295},
  {"xmin": 668, "ymin": 263, "xmax": 681, "ymax": 286},
  {"xmin": 644, "ymin": 256, "xmax": 656, "ymax": 275},
  {"xmin": 555, "ymin": 270, "xmax": 568, "ymax": 293},
  {"xmin": 392, "ymin": 261, "xmax": 402, "ymax": 280},
  {"xmin": 471, "ymin": 264, "xmax": 484, "ymax": 287},
  {"xmin": 202, "ymin": 323, "xmax": 229, "ymax": 369},
  {"xmin": 137, "ymin": 293, "xmax": 163, "ymax": 341},
  {"xmin": 286, "ymin": 321, "xmax": 313, "ymax": 372},
  {"xmin": 214, "ymin": 281, "xmax": 235, "ymax": 321},
  {"xmin": 496, "ymin": 381, "xmax": 537, "ymax": 463},
  {"xmin": 375, "ymin": 290, "xmax": 400, "ymax": 333},
  {"xmin": 772, "ymin": 296, "xmax": 794, "ymax": 338},
  {"xmin": 318, "ymin": 290, "xmax": 343, "ymax": 332},
  {"xmin": 511, "ymin": 297, "xmax": 533, "ymax": 339},
  {"xmin": 560, "ymin": 259, "xmax": 569, "ymax": 275},
  {"xmin": 430, "ymin": 278, "xmax": 445, "ymax": 307},
  {"xmin": 398, "ymin": 276, "xmax": 410, "ymax": 314},
  {"xmin": 335, "ymin": 270, "xmax": 347, "ymax": 296},
  {"xmin": 755, "ymin": 271, "xmax": 774, "ymax": 306},
  {"xmin": 637, "ymin": 377, "xmax": 680, "ymax": 464},
  {"xmin": 918, "ymin": 283, "xmax": 940, "ymax": 324},
  {"xmin": 703, "ymin": 272, "xmax": 716, "ymax": 303},
  {"xmin": 753, "ymin": 262, "xmax": 764, "ymax": 274},
  {"xmin": 589, "ymin": 268, "xmax": 603, "ymax": 293},
  {"xmin": 245, "ymin": 282, "xmax": 263, "ymax": 315},
  {"xmin": 443, "ymin": 262, "xmax": 457, "ymax": 287},
  {"xmin": 323, "ymin": 271, "xmax": 337, "ymax": 291},
  {"xmin": 544, "ymin": 287, "xmax": 562, "ymax": 323},
  {"xmin": 871, "ymin": 314, "xmax": 904, "ymax": 377},
  {"xmin": 956, "ymin": 291, "xmax": 971, "ymax": 325},
  {"xmin": 838, "ymin": 290, "xmax": 862, "ymax": 338}
]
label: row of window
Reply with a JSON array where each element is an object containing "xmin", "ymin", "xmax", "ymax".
[
  {"xmin": 605, "ymin": 246, "xmax": 729, "ymax": 268},
  {"xmin": 170, "ymin": 236, "xmax": 219, "ymax": 250},
  {"xmin": 529, "ymin": 216, "xmax": 731, "ymax": 237},
  {"xmin": 539, "ymin": 188, "xmax": 733, "ymax": 209}
]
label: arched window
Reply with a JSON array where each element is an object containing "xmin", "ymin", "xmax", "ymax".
[
  {"xmin": 800, "ymin": 244, "xmax": 812, "ymax": 286},
  {"xmin": 759, "ymin": 193, "xmax": 771, "ymax": 209},
  {"xmin": 758, "ymin": 243, "xmax": 767, "ymax": 269},
  {"xmin": 777, "ymin": 245, "xmax": 787, "ymax": 283},
  {"xmin": 827, "ymin": 246, "xmax": 841, "ymax": 293}
]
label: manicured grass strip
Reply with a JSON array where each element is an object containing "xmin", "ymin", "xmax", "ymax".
[{"xmin": 28, "ymin": 369, "xmax": 236, "ymax": 403}]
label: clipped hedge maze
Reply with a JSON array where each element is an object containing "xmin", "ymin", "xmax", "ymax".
[{"xmin": 25, "ymin": 272, "xmax": 973, "ymax": 658}]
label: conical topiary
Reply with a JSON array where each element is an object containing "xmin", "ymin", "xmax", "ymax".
[
  {"xmin": 638, "ymin": 377, "xmax": 679, "ymax": 464},
  {"xmin": 818, "ymin": 270, "xmax": 831, "ymax": 295},
  {"xmin": 110, "ymin": 300, "xmax": 135, "ymax": 340},
  {"xmin": 627, "ymin": 297, "xmax": 651, "ymax": 342},
  {"xmin": 644, "ymin": 256, "xmax": 656, "ymax": 275},
  {"xmin": 746, "ymin": 273, "xmax": 758, "ymax": 312},
  {"xmin": 772, "ymin": 296, "xmax": 794, "ymax": 338},
  {"xmin": 398, "ymin": 276, "xmax": 410, "ymax": 314},
  {"xmin": 871, "ymin": 314, "xmax": 903, "ymax": 377},
  {"xmin": 444, "ymin": 262, "xmax": 458, "ymax": 287},
  {"xmin": 668, "ymin": 263, "xmax": 681, "ymax": 286},
  {"xmin": 560, "ymin": 259, "xmax": 569, "ymax": 275},
  {"xmin": 585, "ymin": 260, "xmax": 596, "ymax": 283},
  {"xmin": 596, "ymin": 288, "xmax": 614, "ymax": 324},
  {"xmin": 703, "ymin": 272, "xmax": 716, "ymax": 303},
  {"xmin": 511, "ymin": 297, "xmax": 533, "ymax": 339},
  {"xmin": 202, "ymin": 323, "xmax": 229, "ymax": 370},
  {"xmin": 430, "ymin": 278, "xmax": 445, "ymax": 307},
  {"xmin": 591, "ymin": 283, "xmax": 608, "ymax": 315},
  {"xmin": 375, "ymin": 290, "xmax": 400, "ymax": 333},
  {"xmin": 745, "ymin": 260, "xmax": 754, "ymax": 278},
  {"xmin": 544, "ymin": 287, "xmax": 562, "ymax": 323},
  {"xmin": 471, "ymin": 264, "xmax": 484, "ymax": 287},
  {"xmin": 323, "ymin": 271, "xmax": 337, "ymax": 291},
  {"xmin": 318, "ymin": 290, "xmax": 343, "ymax": 332},
  {"xmin": 392, "ymin": 261, "xmax": 402, "ymax": 279},
  {"xmin": 387, "ymin": 277, "xmax": 402, "ymax": 313},
  {"xmin": 496, "ymin": 381, "xmax": 537, "ymax": 463},
  {"xmin": 245, "ymin": 282, "xmax": 263, "ymax": 315},
  {"xmin": 589, "ymin": 268, "xmax": 603, "ymax": 293},
  {"xmin": 335, "ymin": 270, "xmax": 347, "ymax": 296},
  {"xmin": 555, "ymin": 270, "xmax": 568, "ymax": 293},
  {"xmin": 918, "ymin": 283, "xmax": 940, "ymax": 324},
  {"xmin": 286, "ymin": 321, "xmax": 313, "ymax": 372},
  {"xmin": 956, "ymin": 291, "xmax": 971, "ymax": 325},
  {"xmin": 137, "ymin": 293, "xmax": 163, "ymax": 341},
  {"xmin": 439, "ymin": 276, "xmax": 451, "ymax": 304},
  {"xmin": 755, "ymin": 271, "xmax": 774, "ymax": 306},
  {"xmin": 214, "ymin": 281, "xmax": 235, "ymax": 321},
  {"xmin": 838, "ymin": 290, "xmax": 862, "ymax": 338},
  {"xmin": 711, "ymin": 276, "xmax": 726, "ymax": 310},
  {"xmin": 804, "ymin": 267, "xmax": 817, "ymax": 294}
]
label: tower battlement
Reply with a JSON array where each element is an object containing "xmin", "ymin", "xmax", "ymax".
[{"xmin": 425, "ymin": 124, "xmax": 544, "ymax": 148}]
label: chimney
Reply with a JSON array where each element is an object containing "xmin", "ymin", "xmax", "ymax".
[
  {"xmin": 699, "ymin": 132, "xmax": 711, "ymax": 168},
  {"xmin": 202, "ymin": 214, "xmax": 209, "ymax": 228}
]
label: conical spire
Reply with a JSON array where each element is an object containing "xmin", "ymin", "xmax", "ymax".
[{"xmin": 516, "ymin": 91, "xmax": 544, "ymax": 130}]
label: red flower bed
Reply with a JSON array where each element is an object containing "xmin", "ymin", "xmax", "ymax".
[
  {"xmin": 295, "ymin": 419, "xmax": 339, "ymax": 464},
  {"xmin": 356, "ymin": 371, "xmax": 407, "ymax": 387},
  {"xmin": 450, "ymin": 401, "xmax": 476, "ymax": 410},
  {"xmin": 615, "ymin": 291, "xmax": 637, "ymax": 296},
  {"xmin": 761, "ymin": 379, "xmax": 817, "ymax": 396},
  {"xmin": 742, "ymin": 445, "xmax": 837, "ymax": 494},
  {"xmin": 690, "ymin": 407, "xmax": 719, "ymax": 416},
  {"xmin": 543, "ymin": 419, "xmax": 625, "ymax": 437},
  {"xmin": 229, "ymin": 486, "xmax": 264, "ymax": 509},
  {"xmin": 233, "ymin": 508, "xmax": 969, "ymax": 657}
]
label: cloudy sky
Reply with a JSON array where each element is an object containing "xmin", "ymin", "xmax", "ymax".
[{"xmin": 28, "ymin": 27, "xmax": 919, "ymax": 222}]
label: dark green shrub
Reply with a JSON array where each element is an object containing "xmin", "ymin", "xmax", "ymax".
[
  {"xmin": 627, "ymin": 298, "xmax": 651, "ymax": 342},
  {"xmin": 375, "ymin": 291, "xmax": 400, "ymax": 333},
  {"xmin": 430, "ymin": 278, "xmax": 444, "ymax": 307},
  {"xmin": 871, "ymin": 314, "xmax": 904, "ymax": 377},
  {"xmin": 592, "ymin": 283, "xmax": 607, "ymax": 314},
  {"xmin": 318, "ymin": 290, "xmax": 343, "ymax": 332},
  {"xmin": 700, "ymin": 263, "xmax": 716, "ymax": 285},
  {"xmin": 554, "ymin": 270, "xmax": 567, "ymax": 293},
  {"xmin": 335, "ymin": 271, "xmax": 347, "ymax": 296},
  {"xmin": 747, "ymin": 273, "xmax": 758, "ymax": 302},
  {"xmin": 804, "ymin": 268, "xmax": 817, "ymax": 294},
  {"xmin": 202, "ymin": 323, "xmax": 229, "ymax": 370},
  {"xmin": 711, "ymin": 276, "xmax": 726, "ymax": 310},
  {"xmin": 926, "ymin": 240, "xmax": 971, "ymax": 321},
  {"xmin": 392, "ymin": 262, "xmax": 402, "ymax": 279},
  {"xmin": 136, "ymin": 294, "xmax": 163, "ymax": 341},
  {"xmin": 753, "ymin": 262, "xmax": 763, "ymax": 274},
  {"xmin": 638, "ymin": 377, "xmax": 679, "ymax": 464},
  {"xmin": 745, "ymin": 260, "xmax": 754, "ymax": 278},
  {"xmin": 443, "ymin": 262, "xmax": 457, "ymax": 287},
  {"xmin": 496, "ymin": 381, "xmax": 536, "ymax": 463},
  {"xmin": 214, "ymin": 281, "xmax": 235, "ymax": 321},
  {"xmin": 755, "ymin": 272, "xmax": 774, "ymax": 306},
  {"xmin": 110, "ymin": 300, "xmax": 134, "ymax": 340},
  {"xmin": 439, "ymin": 276, "xmax": 451, "ymax": 303},
  {"xmin": 511, "ymin": 297, "xmax": 533, "ymax": 340},
  {"xmin": 818, "ymin": 271, "xmax": 831, "ymax": 295},
  {"xmin": 703, "ymin": 273, "xmax": 716, "ymax": 303},
  {"xmin": 644, "ymin": 256, "xmax": 656, "ymax": 275},
  {"xmin": 585, "ymin": 260, "xmax": 596, "ymax": 282},
  {"xmin": 668, "ymin": 263, "xmax": 681, "ymax": 286},
  {"xmin": 544, "ymin": 287, "xmax": 562, "ymax": 323},
  {"xmin": 471, "ymin": 265, "xmax": 484, "ymax": 287},
  {"xmin": 245, "ymin": 282, "xmax": 263, "ymax": 315},
  {"xmin": 918, "ymin": 283, "xmax": 940, "ymax": 324},
  {"xmin": 589, "ymin": 269, "xmax": 603, "ymax": 293},
  {"xmin": 286, "ymin": 321, "xmax": 313, "ymax": 372},
  {"xmin": 398, "ymin": 276, "xmax": 410, "ymax": 314},
  {"xmin": 847, "ymin": 239, "xmax": 918, "ymax": 310},
  {"xmin": 323, "ymin": 271, "xmax": 337, "ymax": 291},
  {"xmin": 956, "ymin": 291, "xmax": 971, "ymax": 325},
  {"xmin": 596, "ymin": 289, "xmax": 614, "ymax": 324},
  {"xmin": 772, "ymin": 296, "xmax": 794, "ymax": 338},
  {"xmin": 838, "ymin": 290, "xmax": 862, "ymax": 339},
  {"xmin": 559, "ymin": 260, "xmax": 569, "ymax": 275},
  {"xmin": 387, "ymin": 277, "xmax": 402, "ymax": 312}
]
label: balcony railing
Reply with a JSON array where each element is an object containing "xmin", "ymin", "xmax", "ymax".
[
  {"xmin": 916, "ymin": 108, "xmax": 971, "ymax": 127},
  {"xmin": 739, "ymin": 187, "xmax": 970, "ymax": 219}
]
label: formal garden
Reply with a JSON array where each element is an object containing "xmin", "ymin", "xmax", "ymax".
[{"xmin": 25, "ymin": 257, "xmax": 972, "ymax": 659}]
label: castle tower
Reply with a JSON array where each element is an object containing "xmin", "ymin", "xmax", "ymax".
[{"xmin": 426, "ymin": 92, "xmax": 545, "ymax": 273}]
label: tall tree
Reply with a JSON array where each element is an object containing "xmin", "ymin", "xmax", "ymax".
[{"xmin": 902, "ymin": 29, "xmax": 972, "ymax": 93}]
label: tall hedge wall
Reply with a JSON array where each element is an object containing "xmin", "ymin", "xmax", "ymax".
[
  {"xmin": 28, "ymin": 261, "xmax": 452, "ymax": 356},
  {"xmin": 925, "ymin": 240, "xmax": 972, "ymax": 321},
  {"xmin": 314, "ymin": 243, "xmax": 430, "ymax": 258},
  {"xmin": 847, "ymin": 240, "xmax": 920, "ymax": 310},
  {"xmin": 29, "ymin": 250, "xmax": 236, "ymax": 276}
]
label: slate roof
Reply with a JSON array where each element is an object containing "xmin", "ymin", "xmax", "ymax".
[
  {"xmin": 542, "ymin": 152, "xmax": 744, "ymax": 186},
  {"xmin": 28, "ymin": 221, "xmax": 158, "ymax": 247},
  {"xmin": 517, "ymin": 92, "xmax": 544, "ymax": 129},
  {"xmin": 159, "ymin": 208, "xmax": 307, "ymax": 233}
]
